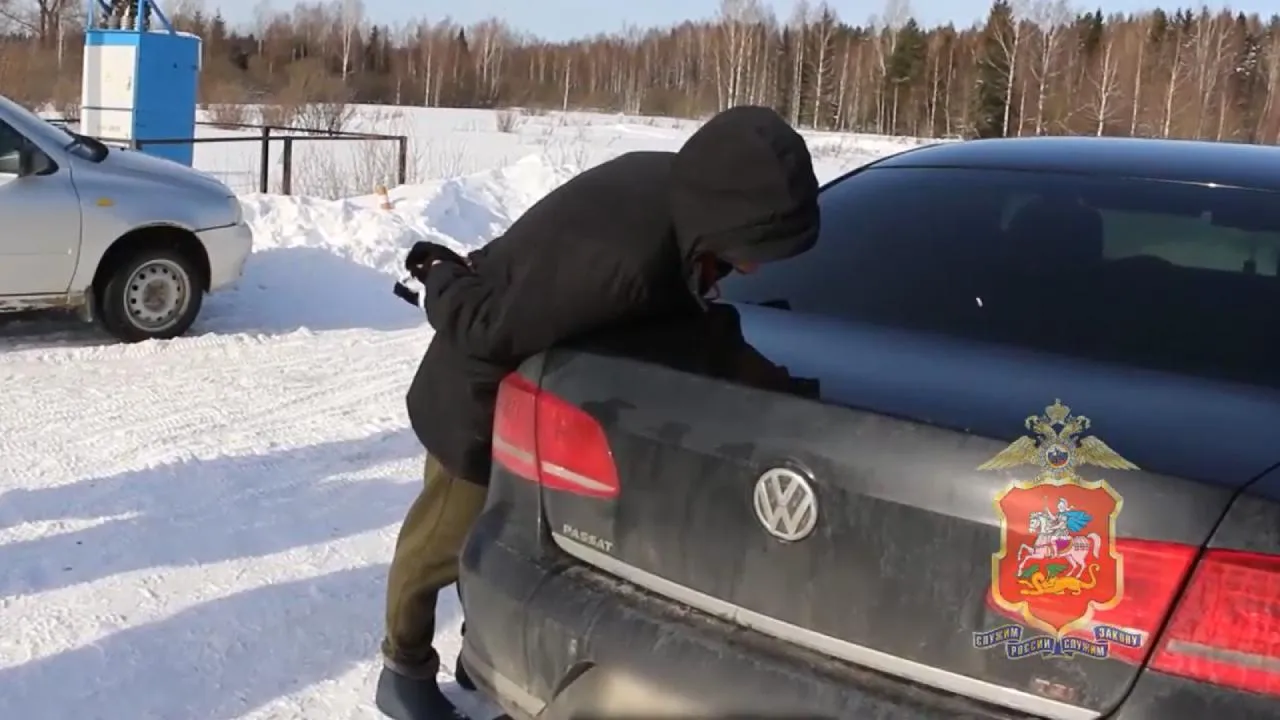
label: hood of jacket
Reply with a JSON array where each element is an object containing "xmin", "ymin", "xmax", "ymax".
[{"xmin": 669, "ymin": 106, "xmax": 820, "ymax": 273}]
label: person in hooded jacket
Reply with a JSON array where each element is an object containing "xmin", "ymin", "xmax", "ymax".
[{"xmin": 376, "ymin": 105, "xmax": 820, "ymax": 720}]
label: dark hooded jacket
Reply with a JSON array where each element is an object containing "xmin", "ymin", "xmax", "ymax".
[{"xmin": 407, "ymin": 106, "xmax": 820, "ymax": 484}]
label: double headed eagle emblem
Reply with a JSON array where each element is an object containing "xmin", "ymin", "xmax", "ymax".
[{"xmin": 978, "ymin": 399, "xmax": 1138, "ymax": 480}]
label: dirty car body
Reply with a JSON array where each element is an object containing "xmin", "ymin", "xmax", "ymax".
[{"xmin": 458, "ymin": 136, "xmax": 1280, "ymax": 720}]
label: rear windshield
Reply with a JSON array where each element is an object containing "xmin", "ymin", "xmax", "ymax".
[{"xmin": 720, "ymin": 166, "xmax": 1280, "ymax": 389}]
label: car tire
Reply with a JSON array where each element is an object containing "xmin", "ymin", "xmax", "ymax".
[{"xmin": 97, "ymin": 249, "xmax": 204, "ymax": 343}]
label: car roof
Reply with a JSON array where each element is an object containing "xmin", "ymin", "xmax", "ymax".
[{"xmin": 870, "ymin": 136, "xmax": 1280, "ymax": 192}]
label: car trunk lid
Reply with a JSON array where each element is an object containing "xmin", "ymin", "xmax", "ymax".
[{"xmin": 494, "ymin": 305, "xmax": 1280, "ymax": 718}]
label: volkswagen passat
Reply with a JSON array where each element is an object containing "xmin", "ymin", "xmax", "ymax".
[{"xmin": 458, "ymin": 136, "xmax": 1280, "ymax": 720}]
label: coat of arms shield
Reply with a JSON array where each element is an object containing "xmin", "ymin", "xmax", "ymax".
[{"xmin": 974, "ymin": 399, "xmax": 1146, "ymax": 658}]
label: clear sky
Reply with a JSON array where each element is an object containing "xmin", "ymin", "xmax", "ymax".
[{"xmin": 213, "ymin": 0, "xmax": 1278, "ymax": 39}]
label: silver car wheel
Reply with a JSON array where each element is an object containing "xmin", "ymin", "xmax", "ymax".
[{"xmin": 123, "ymin": 258, "xmax": 191, "ymax": 331}]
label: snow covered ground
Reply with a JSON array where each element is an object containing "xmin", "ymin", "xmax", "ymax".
[
  {"xmin": 0, "ymin": 106, "xmax": 926, "ymax": 719},
  {"xmin": 183, "ymin": 105, "xmax": 928, "ymax": 197}
]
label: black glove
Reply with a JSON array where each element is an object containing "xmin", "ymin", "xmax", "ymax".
[{"xmin": 405, "ymin": 241, "xmax": 465, "ymax": 280}]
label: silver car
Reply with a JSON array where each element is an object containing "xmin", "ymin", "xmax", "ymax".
[{"xmin": 0, "ymin": 94, "xmax": 252, "ymax": 342}]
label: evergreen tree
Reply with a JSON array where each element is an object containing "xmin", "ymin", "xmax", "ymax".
[
  {"xmin": 974, "ymin": 0, "xmax": 1015, "ymax": 138},
  {"xmin": 366, "ymin": 25, "xmax": 382, "ymax": 73},
  {"xmin": 450, "ymin": 29, "xmax": 477, "ymax": 107},
  {"xmin": 887, "ymin": 19, "xmax": 928, "ymax": 134},
  {"xmin": 1232, "ymin": 13, "xmax": 1265, "ymax": 141},
  {"xmin": 209, "ymin": 11, "xmax": 228, "ymax": 47},
  {"xmin": 777, "ymin": 26, "xmax": 796, "ymax": 121}
]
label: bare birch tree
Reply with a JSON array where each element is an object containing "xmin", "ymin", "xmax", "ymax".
[
  {"xmin": 1262, "ymin": 26, "xmax": 1280, "ymax": 142},
  {"xmin": 1026, "ymin": 0, "xmax": 1072, "ymax": 134},
  {"xmin": 1160, "ymin": 18, "xmax": 1190, "ymax": 138},
  {"xmin": 1188, "ymin": 10, "xmax": 1230, "ymax": 138},
  {"xmin": 1087, "ymin": 26, "xmax": 1122, "ymax": 135},
  {"xmin": 336, "ymin": 0, "xmax": 363, "ymax": 80},
  {"xmin": 715, "ymin": 0, "xmax": 764, "ymax": 110},
  {"xmin": 871, "ymin": 0, "xmax": 911, "ymax": 132},
  {"xmin": 1128, "ymin": 13, "xmax": 1149, "ymax": 136},
  {"xmin": 807, "ymin": 3, "xmax": 839, "ymax": 129},
  {"xmin": 252, "ymin": 0, "xmax": 273, "ymax": 57}
]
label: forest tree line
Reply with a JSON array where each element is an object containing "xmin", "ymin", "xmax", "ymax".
[{"xmin": 0, "ymin": 0, "xmax": 1279, "ymax": 142}]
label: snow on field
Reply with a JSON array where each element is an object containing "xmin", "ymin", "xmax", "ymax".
[
  {"xmin": 180, "ymin": 105, "xmax": 921, "ymax": 196},
  {"xmin": 0, "ymin": 106, "xmax": 925, "ymax": 719}
]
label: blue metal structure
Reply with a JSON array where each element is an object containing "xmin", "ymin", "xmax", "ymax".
[{"xmin": 81, "ymin": 0, "xmax": 202, "ymax": 166}]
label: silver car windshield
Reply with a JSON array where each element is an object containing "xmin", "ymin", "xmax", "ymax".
[{"xmin": 0, "ymin": 94, "xmax": 78, "ymax": 151}]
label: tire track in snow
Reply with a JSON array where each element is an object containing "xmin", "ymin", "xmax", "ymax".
[
  {"xmin": 0, "ymin": 328, "xmax": 430, "ymax": 492},
  {"xmin": 0, "ymin": 324, "xmax": 437, "ymax": 685}
]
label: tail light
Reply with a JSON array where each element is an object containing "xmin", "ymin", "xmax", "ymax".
[
  {"xmin": 492, "ymin": 372, "xmax": 620, "ymax": 498},
  {"xmin": 986, "ymin": 539, "xmax": 1280, "ymax": 697},
  {"xmin": 984, "ymin": 539, "xmax": 1196, "ymax": 663},
  {"xmin": 1086, "ymin": 539, "xmax": 1199, "ymax": 664},
  {"xmin": 1150, "ymin": 548, "xmax": 1280, "ymax": 697}
]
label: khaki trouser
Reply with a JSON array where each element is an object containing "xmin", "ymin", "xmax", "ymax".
[{"xmin": 381, "ymin": 455, "xmax": 488, "ymax": 676}]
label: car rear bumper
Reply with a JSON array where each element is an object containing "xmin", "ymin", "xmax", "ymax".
[
  {"xmin": 459, "ymin": 535, "xmax": 1036, "ymax": 720},
  {"xmin": 197, "ymin": 222, "xmax": 253, "ymax": 291}
]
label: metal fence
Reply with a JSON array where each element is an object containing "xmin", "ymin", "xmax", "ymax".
[{"xmin": 51, "ymin": 118, "xmax": 409, "ymax": 196}]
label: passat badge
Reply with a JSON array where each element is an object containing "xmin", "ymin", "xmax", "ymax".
[
  {"xmin": 972, "ymin": 400, "xmax": 1145, "ymax": 660},
  {"xmin": 753, "ymin": 467, "xmax": 818, "ymax": 542}
]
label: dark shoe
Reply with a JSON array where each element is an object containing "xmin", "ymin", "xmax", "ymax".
[
  {"xmin": 454, "ymin": 622, "xmax": 475, "ymax": 692},
  {"xmin": 375, "ymin": 665, "xmax": 469, "ymax": 720}
]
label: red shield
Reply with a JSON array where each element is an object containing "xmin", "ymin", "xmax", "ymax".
[{"xmin": 991, "ymin": 478, "xmax": 1123, "ymax": 638}]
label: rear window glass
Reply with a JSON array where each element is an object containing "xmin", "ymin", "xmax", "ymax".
[{"xmin": 719, "ymin": 166, "xmax": 1280, "ymax": 388}]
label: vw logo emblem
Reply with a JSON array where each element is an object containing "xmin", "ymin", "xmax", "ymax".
[{"xmin": 752, "ymin": 467, "xmax": 818, "ymax": 542}]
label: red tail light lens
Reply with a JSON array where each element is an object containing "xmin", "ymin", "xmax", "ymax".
[
  {"xmin": 983, "ymin": 539, "xmax": 1197, "ymax": 664},
  {"xmin": 492, "ymin": 372, "xmax": 620, "ymax": 499},
  {"xmin": 1088, "ymin": 539, "xmax": 1199, "ymax": 664},
  {"xmin": 986, "ymin": 537, "xmax": 1280, "ymax": 697},
  {"xmin": 492, "ymin": 373, "xmax": 539, "ymax": 480},
  {"xmin": 1150, "ymin": 548, "xmax": 1280, "ymax": 697}
]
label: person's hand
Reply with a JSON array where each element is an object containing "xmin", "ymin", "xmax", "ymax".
[{"xmin": 405, "ymin": 241, "xmax": 465, "ymax": 280}]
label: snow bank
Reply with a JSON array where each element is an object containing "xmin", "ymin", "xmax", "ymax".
[
  {"xmin": 241, "ymin": 154, "xmax": 580, "ymax": 276},
  {"xmin": 202, "ymin": 155, "xmax": 579, "ymax": 335}
]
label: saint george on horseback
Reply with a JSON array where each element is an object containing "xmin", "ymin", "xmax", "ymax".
[{"xmin": 1017, "ymin": 496, "xmax": 1101, "ymax": 579}]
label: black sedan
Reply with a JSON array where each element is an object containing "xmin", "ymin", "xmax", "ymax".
[{"xmin": 457, "ymin": 136, "xmax": 1280, "ymax": 720}]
